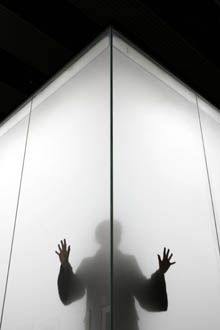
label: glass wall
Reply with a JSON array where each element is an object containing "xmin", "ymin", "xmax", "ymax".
[
  {"xmin": 0, "ymin": 31, "xmax": 220, "ymax": 330},
  {"xmin": 1, "ymin": 37, "xmax": 110, "ymax": 330},
  {"xmin": 113, "ymin": 36, "xmax": 220, "ymax": 330},
  {"xmin": 198, "ymin": 98, "xmax": 220, "ymax": 239},
  {"xmin": 0, "ymin": 104, "xmax": 30, "ymax": 318}
]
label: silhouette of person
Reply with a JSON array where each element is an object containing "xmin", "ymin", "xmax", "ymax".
[{"xmin": 56, "ymin": 221, "xmax": 175, "ymax": 330}]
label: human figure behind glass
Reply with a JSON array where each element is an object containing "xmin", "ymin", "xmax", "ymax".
[{"xmin": 56, "ymin": 221, "xmax": 175, "ymax": 330}]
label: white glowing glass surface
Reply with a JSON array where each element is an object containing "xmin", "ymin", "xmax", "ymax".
[
  {"xmin": 1, "ymin": 32, "xmax": 220, "ymax": 330},
  {"xmin": 198, "ymin": 98, "xmax": 220, "ymax": 238},
  {"xmin": 113, "ymin": 44, "xmax": 220, "ymax": 330},
  {"xmin": 0, "ymin": 104, "xmax": 30, "ymax": 314},
  {"xmin": 1, "ymin": 46, "xmax": 110, "ymax": 329}
]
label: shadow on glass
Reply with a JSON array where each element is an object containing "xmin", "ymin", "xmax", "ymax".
[{"xmin": 56, "ymin": 220, "xmax": 175, "ymax": 330}]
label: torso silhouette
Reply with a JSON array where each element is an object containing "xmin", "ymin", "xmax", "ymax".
[{"xmin": 58, "ymin": 249, "xmax": 167, "ymax": 330}]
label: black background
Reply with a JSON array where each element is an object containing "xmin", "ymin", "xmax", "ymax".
[{"xmin": 0, "ymin": 0, "xmax": 220, "ymax": 123}]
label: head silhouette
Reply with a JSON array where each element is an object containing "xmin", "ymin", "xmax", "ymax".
[{"xmin": 95, "ymin": 220, "xmax": 122, "ymax": 250}]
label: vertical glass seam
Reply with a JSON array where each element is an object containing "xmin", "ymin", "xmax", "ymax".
[
  {"xmin": 110, "ymin": 27, "xmax": 114, "ymax": 330},
  {"xmin": 0, "ymin": 99, "xmax": 33, "ymax": 328},
  {"xmin": 196, "ymin": 96, "xmax": 220, "ymax": 256}
]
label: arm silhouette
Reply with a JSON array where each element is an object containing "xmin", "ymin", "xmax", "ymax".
[
  {"xmin": 134, "ymin": 248, "xmax": 175, "ymax": 311},
  {"xmin": 56, "ymin": 239, "xmax": 85, "ymax": 305}
]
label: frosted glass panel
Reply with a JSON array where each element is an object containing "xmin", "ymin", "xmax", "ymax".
[
  {"xmin": 1, "ymin": 48, "xmax": 110, "ymax": 329},
  {"xmin": 113, "ymin": 46, "xmax": 220, "ymax": 330},
  {"xmin": 0, "ymin": 105, "xmax": 30, "ymax": 314},
  {"xmin": 1, "ymin": 33, "xmax": 220, "ymax": 330},
  {"xmin": 198, "ymin": 98, "xmax": 220, "ymax": 239}
]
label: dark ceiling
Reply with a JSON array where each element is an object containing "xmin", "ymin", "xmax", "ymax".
[{"xmin": 0, "ymin": 0, "xmax": 220, "ymax": 123}]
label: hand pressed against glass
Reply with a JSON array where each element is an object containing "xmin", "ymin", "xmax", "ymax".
[
  {"xmin": 55, "ymin": 239, "xmax": 70, "ymax": 267},
  {"xmin": 158, "ymin": 247, "xmax": 176, "ymax": 274}
]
